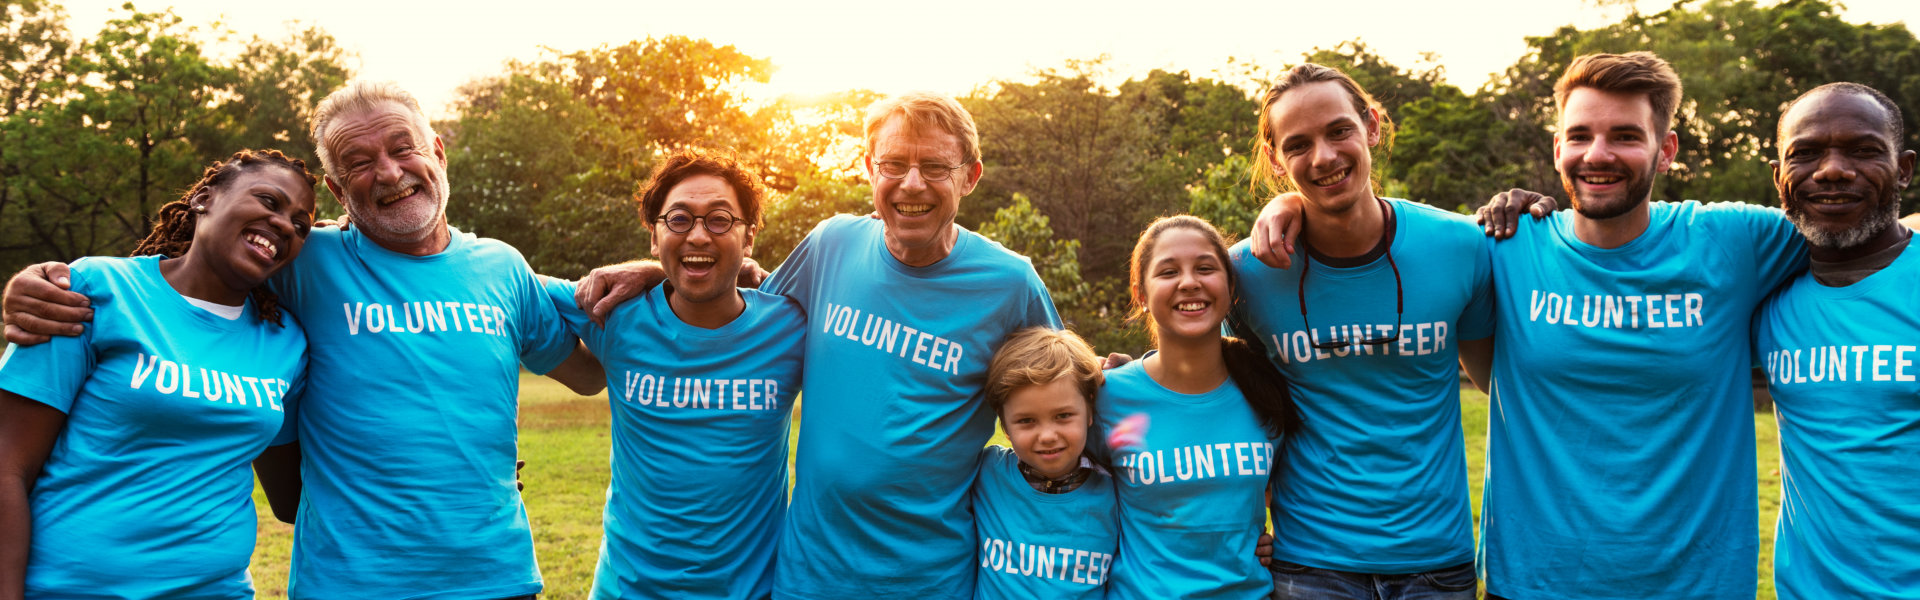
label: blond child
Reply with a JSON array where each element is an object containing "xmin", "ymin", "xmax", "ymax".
[{"xmin": 972, "ymin": 327, "xmax": 1120, "ymax": 600}]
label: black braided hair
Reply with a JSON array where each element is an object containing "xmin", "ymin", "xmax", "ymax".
[{"xmin": 131, "ymin": 149, "xmax": 318, "ymax": 327}]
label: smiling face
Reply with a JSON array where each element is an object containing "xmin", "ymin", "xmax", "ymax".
[
  {"xmin": 1001, "ymin": 376, "xmax": 1092, "ymax": 480},
  {"xmin": 650, "ymin": 173, "xmax": 754, "ymax": 312},
  {"xmin": 1266, "ymin": 81, "xmax": 1380, "ymax": 216},
  {"xmin": 190, "ymin": 165, "xmax": 317, "ymax": 291},
  {"xmin": 1137, "ymin": 227, "xmax": 1233, "ymax": 345},
  {"xmin": 320, "ymin": 101, "xmax": 450, "ymax": 249},
  {"xmin": 865, "ymin": 115, "xmax": 980, "ymax": 267},
  {"xmin": 1774, "ymin": 90, "xmax": 1917, "ymax": 259},
  {"xmin": 1555, "ymin": 87, "xmax": 1678, "ymax": 220}
]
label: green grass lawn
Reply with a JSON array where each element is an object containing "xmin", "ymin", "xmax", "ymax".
[{"xmin": 246, "ymin": 378, "xmax": 1786, "ymax": 599}]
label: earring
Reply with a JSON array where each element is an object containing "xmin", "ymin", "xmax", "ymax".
[{"xmin": 193, "ymin": 204, "xmax": 207, "ymax": 214}]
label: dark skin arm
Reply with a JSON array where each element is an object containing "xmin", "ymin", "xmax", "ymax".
[
  {"xmin": 545, "ymin": 341, "xmax": 607, "ymax": 396},
  {"xmin": 1459, "ymin": 337, "xmax": 1494, "ymax": 394},
  {"xmin": 1474, "ymin": 189, "xmax": 1559, "ymax": 238},
  {"xmin": 0, "ymin": 391, "xmax": 64, "ymax": 600},
  {"xmin": 2, "ymin": 262, "xmax": 90, "ymax": 346},
  {"xmin": 252, "ymin": 442, "xmax": 302, "ymax": 525}
]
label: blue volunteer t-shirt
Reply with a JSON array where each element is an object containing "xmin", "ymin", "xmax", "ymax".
[
  {"xmin": 543, "ymin": 279, "xmax": 806, "ymax": 600},
  {"xmin": 1228, "ymin": 198, "xmax": 1492, "ymax": 573},
  {"xmin": 1095, "ymin": 361, "xmax": 1276, "ymax": 600},
  {"xmin": 1481, "ymin": 201, "xmax": 1805, "ymax": 600},
  {"xmin": 972, "ymin": 445, "xmax": 1119, "ymax": 600},
  {"xmin": 272, "ymin": 226, "xmax": 575, "ymax": 600},
  {"xmin": 763, "ymin": 215, "xmax": 1060, "ymax": 600},
  {"xmin": 0, "ymin": 255, "xmax": 306, "ymax": 600},
  {"xmin": 1754, "ymin": 241, "xmax": 1920, "ymax": 599}
]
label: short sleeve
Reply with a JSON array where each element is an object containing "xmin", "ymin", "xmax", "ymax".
[
  {"xmin": 1700, "ymin": 202, "xmax": 1808, "ymax": 295},
  {"xmin": 270, "ymin": 354, "xmax": 308, "ymax": 447},
  {"xmin": 1022, "ymin": 269, "xmax": 1062, "ymax": 330},
  {"xmin": 763, "ymin": 218, "xmax": 837, "ymax": 308},
  {"xmin": 539, "ymin": 276, "xmax": 606, "ymax": 354},
  {"xmin": 511, "ymin": 260, "xmax": 576, "ymax": 375},
  {"xmin": 1457, "ymin": 235, "xmax": 1497, "ymax": 341},
  {"xmin": 0, "ymin": 263, "xmax": 98, "ymax": 413}
]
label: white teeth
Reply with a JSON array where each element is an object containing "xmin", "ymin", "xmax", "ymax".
[
  {"xmin": 1176, "ymin": 302, "xmax": 1208, "ymax": 311},
  {"xmin": 244, "ymin": 233, "xmax": 277, "ymax": 259},
  {"xmin": 896, "ymin": 203, "xmax": 933, "ymax": 215},
  {"xmin": 682, "ymin": 256, "xmax": 715, "ymax": 264},
  {"xmin": 1580, "ymin": 176, "xmax": 1621, "ymax": 184},
  {"xmin": 1312, "ymin": 168, "xmax": 1350, "ymax": 187}
]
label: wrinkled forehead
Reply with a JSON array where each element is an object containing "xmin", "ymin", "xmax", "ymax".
[
  {"xmin": 867, "ymin": 114, "xmax": 966, "ymax": 161},
  {"xmin": 1780, "ymin": 91, "xmax": 1898, "ymax": 147},
  {"xmin": 324, "ymin": 102, "xmax": 428, "ymax": 151}
]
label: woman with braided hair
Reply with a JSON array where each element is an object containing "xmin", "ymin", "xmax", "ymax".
[{"xmin": 0, "ymin": 149, "xmax": 316, "ymax": 600}]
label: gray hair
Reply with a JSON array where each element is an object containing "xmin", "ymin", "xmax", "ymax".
[{"xmin": 310, "ymin": 80, "xmax": 436, "ymax": 179}]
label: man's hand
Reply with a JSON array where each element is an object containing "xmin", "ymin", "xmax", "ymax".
[
  {"xmin": 1250, "ymin": 193, "xmax": 1306, "ymax": 269},
  {"xmin": 314, "ymin": 213, "xmax": 351, "ymax": 230},
  {"xmin": 1103, "ymin": 353, "xmax": 1133, "ymax": 370},
  {"xmin": 1475, "ymin": 188, "xmax": 1558, "ymax": 239},
  {"xmin": 574, "ymin": 261, "xmax": 667, "ymax": 325},
  {"xmin": 3, "ymin": 262, "xmax": 90, "ymax": 346},
  {"xmin": 1255, "ymin": 532, "xmax": 1274, "ymax": 567},
  {"xmin": 737, "ymin": 258, "xmax": 770, "ymax": 289}
]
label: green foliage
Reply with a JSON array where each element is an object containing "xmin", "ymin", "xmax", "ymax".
[
  {"xmin": 756, "ymin": 170, "xmax": 870, "ymax": 269},
  {"xmin": 0, "ymin": 3, "xmax": 350, "ymax": 274},
  {"xmin": 441, "ymin": 38, "xmax": 877, "ymax": 278},
  {"xmin": 975, "ymin": 194, "xmax": 1146, "ymax": 355},
  {"xmin": 1187, "ymin": 154, "xmax": 1264, "ymax": 240},
  {"xmin": 965, "ymin": 59, "xmax": 1258, "ymax": 290}
]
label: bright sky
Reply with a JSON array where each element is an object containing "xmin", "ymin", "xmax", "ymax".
[{"xmin": 62, "ymin": 0, "xmax": 1920, "ymax": 119}]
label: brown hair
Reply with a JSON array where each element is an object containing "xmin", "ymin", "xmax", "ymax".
[
  {"xmin": 635, "ymin": 149, "xmax": 767, "ymax": 232},
  {"xmin": 985, "ymin": 326, "xmax": 1105, "ymax": 417},
  {"xmin": 1554, "ymin": 52, "xmax": 1684, "ymax": 136},
  {"xmin": 1253, "ymin": 63, "xmax": 1397, "ymax": 195},
  {"xmin": 1124, "ymin": 215, "xmax": 1299, "ymax": 438},
  {"xmin": 132, "ymin": 149, "xmax": 319, "ymax": 326},
  {"xmin": 863, "ymin": 91, "xmax": 982, "ymax": 165}
]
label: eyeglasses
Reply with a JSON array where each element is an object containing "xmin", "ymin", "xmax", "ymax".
[
  {"xmin": 656, "ymin": 208, "xmax": 739, "ymax": 235},
  {"xmin": 1298, "ymin": 198, "xmax": 1403, "ymax": 350},
  {"xmin": 872, "ymin": 159, "xmax": 971, "ymax": 182}
]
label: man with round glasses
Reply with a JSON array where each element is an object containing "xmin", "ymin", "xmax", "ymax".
[
  {"xmin": 1229, "ymin": 64, "xmax": 1494, "ymax": 599},
  {"xmin": 540, "ymin": 149, "xmax": 806, "ymax": 599}
]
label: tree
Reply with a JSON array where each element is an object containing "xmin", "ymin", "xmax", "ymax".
[
  {"xmin": 1187, "ymin": 154, "xmax": 1263, "ymax": 239},
  {"xmin": 0, "ymin": 0, "xmax": 73, "ymax": 268},
  {"xmin": 975, "ymin": 193, "xmax": 1146, "ymax": 355},
  {"xmin": 213, "ymin": 23, "xmax": 352, "ymax": 210},
  {"xmin": 2, "ymin": 4, "xmax": 230, "ymax": 268},
  {"xmin": 755, "ymin": 170, "xmax": 870, "ymax": 270}
]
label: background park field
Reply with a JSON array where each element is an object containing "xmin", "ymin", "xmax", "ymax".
[{"xmin": 246, "ymin": 375, "xmax": 1790, "ymax": 600}]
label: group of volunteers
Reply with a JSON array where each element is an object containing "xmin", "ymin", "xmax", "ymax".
[{"xmin": 0, "ymin": 45, "xmax": 1912, "ymax": 600}]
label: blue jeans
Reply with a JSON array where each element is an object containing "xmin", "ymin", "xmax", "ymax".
[{"xmin": 1270, "ymin": 560, "xmax": 1478, "ymax": 600}]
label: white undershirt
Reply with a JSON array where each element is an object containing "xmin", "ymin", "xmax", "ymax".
[{"xmin": 182, "ymin": 295, "xmax": 245, "ymax": 320}]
